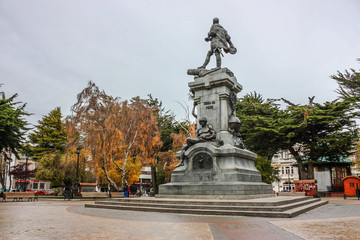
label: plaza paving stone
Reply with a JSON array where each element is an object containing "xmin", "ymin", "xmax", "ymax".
[{"xmin": 0, "ymin": 197, "xmax": 359, "ymax": 240}]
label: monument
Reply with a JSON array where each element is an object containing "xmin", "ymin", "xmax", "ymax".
[{"xmin": 158, "ymin": 18, "xmax": 273, "ymax": 199}]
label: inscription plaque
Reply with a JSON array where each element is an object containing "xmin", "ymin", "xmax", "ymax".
[{"xmin": 193, "ymin": 153, "xmax": 213, "ymax": 170}]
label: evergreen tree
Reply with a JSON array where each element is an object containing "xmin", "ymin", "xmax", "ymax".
[
  {"xmin": 146, "ymin": 94, "xmax": 177, "ymax": 152},
  {"xmin": 332, "ymin": 59, "xmax": 360, "ymax": 105},
  {"xmin": 236, "ymin": 92, "xmax": 283, "ymax": 160},
  {"xmin": 284, "ymin": 98, "xmax": 358, "ymax": 179},
  {"xmin": 254, "ymin": 156, "xmax": 279, "ymax": 184},
  {"xmin": 0, "ymin": 90, "xmax": 30, "ymax": 157},
  {"xmin": 145, "ymin": 94, "xmax": 178, "ymax": 191},
  {"xmin": 237, "ymin": 92, "xmax": 358, "ymax": 180},
  {"xmin": 29, "ymin": 107, "xmax": 67, "ymax": 186},
  {"xmin": 0, "ymin": 89, "xmax": 30, "ymax": 190},
  {"xmin": 236, "ymin": 92, "xmax": 282, "ymax": 182}
]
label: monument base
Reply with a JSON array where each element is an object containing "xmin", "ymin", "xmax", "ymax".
[
  {"xmin": 158, "ymin": 143, "xmax": 273, "ymax": 198},
  {"xmin": 158, "ymin": 182, "xmax": 272, "ymax": 199}
]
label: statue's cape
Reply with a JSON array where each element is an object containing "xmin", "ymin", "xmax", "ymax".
[{"xmin": 209, "ymin": 24, "xmax": 229, "ymax": 50}]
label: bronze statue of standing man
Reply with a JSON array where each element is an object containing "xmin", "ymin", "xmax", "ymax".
[{"xmin": 198, "ymin": 18, "xmax": 237, "ymax": 69}]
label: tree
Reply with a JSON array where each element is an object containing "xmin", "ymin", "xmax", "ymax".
[
  {"xmin": 236, "ymin": 92, "xmax": 283, "ymax": 160},
  {"xmin": 29, "ymin": 107, "xmax": 67, "ymax": 160},
  {"xmin": 0, "ymin": 88, "xmax": 30, "ymax": 190},
  {"xmin": 70, "ymin": 81, "xmax": 162, "ymax": 191},
  {"xmin": 29, "ymin": 107, "xmax": 67, "ymax": 186},
  {"xmin": 254, "ymin": 156, "xmax": 279, "ymax": 184},
  {"xmin": 64, "ymin": 119, "xmax": 96, "ymax": 186},
  {"xmin": 354, "ymin": 142, "xmax": 360, "ymax": 173},
  {"xmin": 9, "ymin": 163, "xmax": 36, "ymax": 180},
  {"xmin": 145, "ymin": 95, "xmax": 182, "ymax": 192},
  {"xmin": 286, "ymin": 98, "xmax": 358, "ymax": 179},
  {"xmin": 236, "ymin": 92, "xmax": 283, "ymax": 182},
  {"xmin": 237, "ymin": 92, "xmax": 358, "ymax": 180},
  {"xmin": 146, "ymin": 94, "xmax": 177, "ymax": 152},
  {"xmin": 332, "ymin": 59, "xmax": 360, "ymax": 106}
]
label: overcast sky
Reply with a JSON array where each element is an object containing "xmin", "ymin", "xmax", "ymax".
[{"xmin": 1, "ymin": 0, "xmax": 359, "ymax": 126}]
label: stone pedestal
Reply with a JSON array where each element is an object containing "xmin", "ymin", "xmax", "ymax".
[
  {"xmin": 158, "ymin": 68, "xmax": 272, "ymax": 199},
  {"xmin": 189, "ymin": 68, "xmax": 241, "ymax": 145},
  {"xmin": 159, "ymin": 143, "xmax": 272, "ymax": 198}
]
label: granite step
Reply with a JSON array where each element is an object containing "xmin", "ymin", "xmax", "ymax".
[
  {"xmin": 283, "ymin": 199, "xmax": 328, "ymax": 218},
  {"xmin": 104, "ymin": 196, "xmax": 311, "ymax": 206},
  {"xmin": 85, "ymin": 199, "xmax": 327, "ymax": 218},
  {"xmin": 84, "ymin": 196, "xmax": 328, "ymax": 218},
  {"xmin": 92, "ymin": 198, "xmax": 321, "ymax": 212}
]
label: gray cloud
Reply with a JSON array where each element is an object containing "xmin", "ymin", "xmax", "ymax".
[{"xmin": 1, "ymin": 0, "xmax": 359, "ymax": 126}]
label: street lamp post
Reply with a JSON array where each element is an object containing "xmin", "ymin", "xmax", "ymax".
[
  {"xmin": 23, "ymin": 153, "xmax": 29, "ymax": 192},
  {"xmin": 133, "ymin": 153, "xmax": 136, "ymax": 164},
  {"xmin": 83, "ymin": 153, "xmax": 86, "ymax": 183},
  {"xmin": 74, "ymin": 147, "xmax": 81, "ymax": 199},
  {"xmin": 132, "ymin": 153, "xmax": 137, "ymax": 194},
  {"xmin": 152, "ymin": 156, "xmax": 159, "ymax": 195}
]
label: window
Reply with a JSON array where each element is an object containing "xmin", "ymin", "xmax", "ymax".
[
  {"xmin": 282, "ymin": 168, "xmax": 284, "ymax": 174},
  {"xmin": 291, "ymin": 167, "xmax": 294, "ymax": 174},
  {"xmin": 33, "ymin": 182, "xmax": 39, "ymax": 189},
  {"xmin": 40, "ymin": 183, "xmax": 45, "ymax": 189},
  {"xmin": 142, "ymin": 179, "xmax": 151, "ymax": 184},
  {"xmin": 350, "ymin": 183, "xmax": 354, "ymax": 188},
  {"xmin": 332, "ymin": 167, "xmax": 348, "ymax": 184}
]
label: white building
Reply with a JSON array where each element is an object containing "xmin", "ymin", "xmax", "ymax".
[
  {"xmin": 134, "ymin": 166, "xmax": 152, "ymax": 191},
  {"xmin": 8, "ymin": 153, "xmax": 51, "ymax": 192},
  {"xmin": 349, "ymin": 154, "xmax": 360, "ymax": 177},
  {"xmin": 271, "ymin": 150, "xmax": 299, "ymax": 193}
]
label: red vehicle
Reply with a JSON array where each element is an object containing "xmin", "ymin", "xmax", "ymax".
[{"xmin": 35, "ymin": 190, "xmax": 46, "ymax": 195}]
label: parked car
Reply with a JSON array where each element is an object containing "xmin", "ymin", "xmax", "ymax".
[
  {"xmin": 45, "ymin": 189, "xmax": 54, "ymax": 195},
  {"xmin": 35, "ymin": 190, "xmax": 46, "ymax": 195}
]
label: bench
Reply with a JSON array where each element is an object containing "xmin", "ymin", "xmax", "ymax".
[
  {"xmin": 80, "ymin": 192, "xmax": 109, "ymax": 200},
  {"xmin": 3, "ymin": 192, "xmax": 38, "ymax": 202},
  {"xmin": 110, "ymin": 192, "xmax": 124, "ymax": 198},
  {"xmin": 278, "ymin": 192, "xmax": 306, "ymax": 196}
]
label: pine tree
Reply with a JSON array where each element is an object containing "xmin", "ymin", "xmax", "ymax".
[
  {"xmin": 0, "ymin": 89, "xmax": 30, "ymax": 190},
  {"xmin": 237, "ymin": 92, "xmax": 358, "ymax": 180},
  {"xmin": 29, "ymin": 107, "xmax": 67, "ymax": 186},
  {"xmin": 0, "ymin": 90, "xmax": 30, "ymax": 157},
  {"xmin": 332, "ymin": 59, "xmax": 360, "ymax": 105}
]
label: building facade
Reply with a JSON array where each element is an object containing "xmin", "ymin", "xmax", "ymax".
[
  {"xmin": 349, "ymin": 153, "xmax": 360, "ymax": 177},
  {"xmin": 133, "ymin": 166, "xmax": 152, "ymax": 192},
  {"xmin": 10, "ymin": 153, "xmax": 51, "ymax": 192},
  {"xmin": 271, "ymin": 150, "xmax": 299, "ymax": 193},
  {"xmin": 271, "ymin": 149, "xmax": 357, "ymax": 194}
]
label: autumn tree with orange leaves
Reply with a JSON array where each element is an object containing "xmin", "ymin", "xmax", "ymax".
[
  {"xmin": 146, "ymin": 95, "xmax": 196, "ymax": 192},
  {"xmin": 69, "ymin": 82, "xmax": 162, "ymax": 191}
]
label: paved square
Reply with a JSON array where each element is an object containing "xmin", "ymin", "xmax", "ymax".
[{"xmin": 0, "ymin": 198, "xmax": 359, "ymax": 240}]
